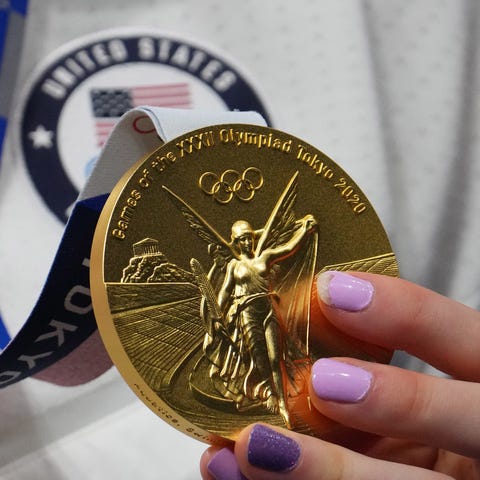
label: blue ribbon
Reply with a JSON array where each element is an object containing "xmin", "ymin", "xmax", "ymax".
[
  {"xmin": 0, "ymin": 194, "xmax": 108, "ymax": 387},
  {"xmin": 0, "ymin": 0, "xmax": 29, "ymax": 350}
]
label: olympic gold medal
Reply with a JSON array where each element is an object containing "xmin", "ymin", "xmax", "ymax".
[{"xmin": 91, "ymin": 124, "xmax": 398, "ymax": 444}]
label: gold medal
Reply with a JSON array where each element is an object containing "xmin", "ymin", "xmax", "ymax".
[{"xmin": 91, "ymin": 124, "xmax": 397, "ymax": 444}]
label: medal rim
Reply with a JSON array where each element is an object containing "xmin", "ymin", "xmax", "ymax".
[{"xmin": 91, "ymin": 123, "xmax": 397, "ymax": 444}]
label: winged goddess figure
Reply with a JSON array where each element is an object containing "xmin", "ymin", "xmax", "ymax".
[{"xmin": 163, "ymin": 171, "xmax": 318, "ymax": 428}]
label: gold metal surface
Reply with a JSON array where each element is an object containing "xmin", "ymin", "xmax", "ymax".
[{"xmin": 91, "ymin": 124, "xmax": 398, "ymax": 444}]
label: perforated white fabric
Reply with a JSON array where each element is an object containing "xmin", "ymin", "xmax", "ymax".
[{"xmin": 0, "ymin": 1, "xmax": 479, "ymax": 477}]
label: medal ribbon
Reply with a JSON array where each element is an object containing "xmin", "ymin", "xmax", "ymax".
[
  {"xmin": 0, "ymin": 0, "xmax": 29, "ymax": 349},
  {"xmin": 0, "ymin": 107, "xmax": 266, "ymax": 388}
]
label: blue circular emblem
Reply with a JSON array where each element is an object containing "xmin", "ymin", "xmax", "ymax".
[{"xmin": 20, "ymin": 30, "xmax": 273, "ymax": 224}]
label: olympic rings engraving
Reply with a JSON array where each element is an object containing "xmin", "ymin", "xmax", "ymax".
[{"xmin": 199, "ymin": 167, "xmax": 264, "ymax": 204}]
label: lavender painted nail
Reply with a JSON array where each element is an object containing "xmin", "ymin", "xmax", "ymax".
[
  {"xmin": 311, "ymin": 358, "xmax": 372, "ymax": 403},
  {"xmin": 317, "ymin": 271, "xmax": 374, "ymax": 311},
  {"xmin": 247, "ymin": 424, "xmax": 301, "ymax": 472},
  {"xmin": 207, "ymin": 448, "xmax": 246, "ymax": 480}
]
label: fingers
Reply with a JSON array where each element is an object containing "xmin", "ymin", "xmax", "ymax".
[
  {"xmin": 313, "ymin": 273, "xmax": 480, "ymax": 458},
  {"xmin": 315, "ymin": 271, "xmax": 480, "ymax": 381},
  {"xmin": 309, "ymin": 358, "xmax": 480, "ymax": 459},
  {"xmin": 202, "ymin": 424, "xmax": 453, "ymax": 480},
  {"xmin": 200, "ymin": 447, "xmax": 218, "ymax": 480},
  {"xmin": 201, "ymin": 446, "xmax": 245, "ymax": 480}
]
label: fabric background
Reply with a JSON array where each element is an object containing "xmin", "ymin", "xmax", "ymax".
[{"xmin": 0, "ymin": 0, "xmax": 478, "ymax": 478}]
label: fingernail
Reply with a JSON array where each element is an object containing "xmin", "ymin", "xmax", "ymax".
[
  {"xmin": 317, "ymin": 271, "xmax": 374, "ymax": 311},
  {"xmin": 311, "ymin": 358, "xmax": 372, "ymax": 403},
  {"xmin": 207, "ymin": 448, "xmax": 246, "ymax": 480},
  {"xmin": 247, "ymin": 424, "xmax": 301, "ymax": 472}
]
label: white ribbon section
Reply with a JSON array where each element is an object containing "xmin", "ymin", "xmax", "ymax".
[{"xmin": 80, "ymin": 107, "xmax": 266, "ymax": 201}]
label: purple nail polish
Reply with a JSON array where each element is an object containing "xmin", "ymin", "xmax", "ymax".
[
  {"xmin": 247, "ymin": 424, "xmax": 301, "ymax": 472},
  {"xmin": 207, "ymin": 448, "xmax": 246, "ymax": 480},
  {"xmin": 311, "ymin": 358, "xmax": 372, "ymax": 402},
  {"xmin": 317, "ymin": 271, "xmax": 374, "ymax": 311}
]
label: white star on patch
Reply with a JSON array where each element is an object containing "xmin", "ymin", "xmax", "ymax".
[{"xmin": 29, "ymin": 125, "xmax": 54, "ymax": 149}]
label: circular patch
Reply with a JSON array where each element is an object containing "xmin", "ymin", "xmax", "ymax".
[
  {"xmin": 91, "ymin": 124, "xmax": 397, "ymax": 443},
  {"xmin": 18, "ymin": 29, "xmax": 273, "ymax": 223}
]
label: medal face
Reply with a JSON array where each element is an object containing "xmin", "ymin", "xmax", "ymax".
[{"xmin": 91, "ymin": 124, "xmax": 397, "ymax": 443}]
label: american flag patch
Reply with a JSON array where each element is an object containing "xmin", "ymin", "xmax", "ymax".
[{"xmin": 90, "ymin": 83, "xmax": 191, "ymax": 147}]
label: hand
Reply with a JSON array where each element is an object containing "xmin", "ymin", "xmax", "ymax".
[{"xmin": 200, "ymin": 272, "xmax": 480, "ymax": 479}]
